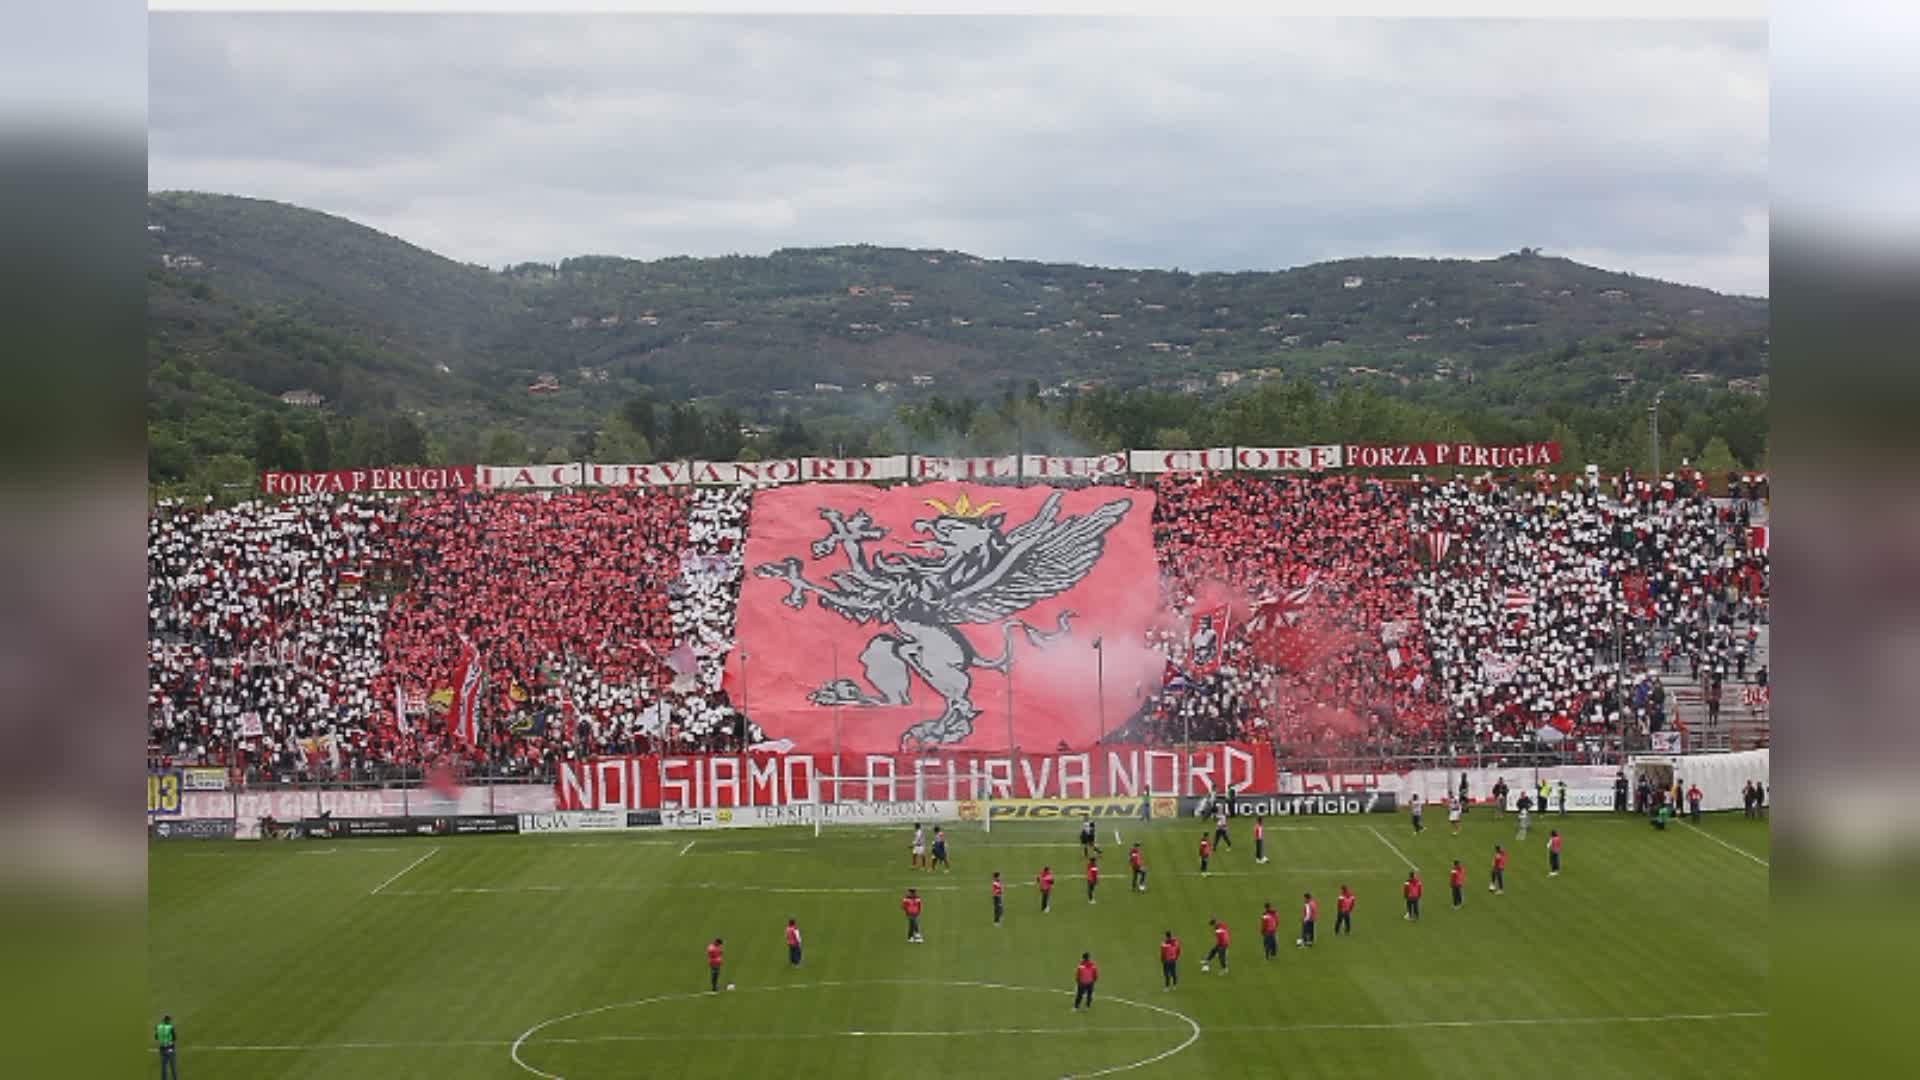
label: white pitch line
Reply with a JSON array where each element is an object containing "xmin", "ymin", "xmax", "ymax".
[
  {"xmin": 1683, "ymin": 823, "xmax": 1770, "ymax": 868},
  {"xmin": 198, "ymin": 1026, "xmax": 1178, "ymax": 1052},
  {"xmin": 193, "ymin": 1009, "xmax": 1768, "ymax": 1054},
  {"xmin": 368, "ymin": 847, "xmax": 439, "ymax": 896},
  {"xmin": 1209, "ymin": 1009, "xmax": 1769, "ymax": 1034},
  {"xmin": 679, "ymin": 839, "xmax": 697, "ymax": 856},
  {"xmin": 1367, "ymin": 825, "xmax": 1420, "ymax": 871}
]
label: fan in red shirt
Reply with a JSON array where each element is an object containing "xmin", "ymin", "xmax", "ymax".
[
  {"xmin": 1204, "ymin": 918, "xmax": 1230, "ymax": 972},
  {"xmin": 1038, "ymin": 867, "xmax": 1055, "ymax": 914},
  {"xmin": 1406, "ymin": 870, "xmax": 1425, "ymax": 920},
  {"xmin": 1334, "ymin": 885, "xmax": 1355, "ymax": 935},
  {"xmin": 1159, "ymin": 931, "xmax": 1182, "ymax": 988},
  {"xmin": 902, "ymin": 888, "xmax": 925, "ymax": 943},
  {"xmin": 1490, "ymin": 846, "xmax": 1508, "ymax": 894},
  {"xmin": 786, "ymin": 919, "xmax": 803, "ymax": 967},
  {"xmin": 992, "ymin": 871, "xmax": 1006, "ymax": 926},
  {"xmin": 706, "ymin": 938, "xmax": 725, "ymax": 993},
  {"xmin": 1074, "ymin": 952, "xmax": 1100, "ymax": 1010},
  {"xmin": 1085, "ymin": 858, "xmax": 1100, "ymax": 904},
  {"xmin": 1297, "ymin": 893, "xmax": 1318, "ymax": 947},
  {"xmin": 1199, "ymin": 834, "xmax": 1213, "ymax": 876}
]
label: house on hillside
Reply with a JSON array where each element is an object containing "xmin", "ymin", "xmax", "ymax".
[
  {"xmin": 1148, "ymin": 342, "xmax": 1174, "ymax": 352},
  {"xmin": 568, "ymin": 316, "xmax": 593, "ymax": 330},
  {"xmin": 279, "ymin": 389, "xmax": 324, "ymax": 408},
  {"xmin": 1216, "ymin": 371, "xmax": 1244, "ymax": 387},
  {"xmin": 873, "ymin": 381, "xmax": 897, "ymax": 393},
  {"xmin": 813, "ymin": 382, "xmax": 844, "ymax": 393},
  {"xmin": 528, "ymin": 373, "xmax": 561, "ymax": 394},
  {"xmin": 1406, "ymin": 332, "xmax": 1431, "ymax": 342},
  {"xmin": 599, "ymin": 315, "xmax": 622, "ymax": 327},
  {"xmin": 160, "ymin": 253, "xmax": 204, "ymax": 270},
  {"xmin": 1599, "ymin": 289, "xmax": 1630, "ymax": 301},
  {"xmin": 911, "ymin": 374, "xmax": 936, "ymax": 387},
  {"xmin": 1343, "ymin": 275, "xmax": 1365, "ymax": 289},
  {"xmin": 847, "ymin": 285, "xmax": 870, "ymax": 296}
]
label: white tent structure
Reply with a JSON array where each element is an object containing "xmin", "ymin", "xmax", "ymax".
[{"xmin": 1627, "ymin": 748, "xmax": 1768, "ymax": 813}]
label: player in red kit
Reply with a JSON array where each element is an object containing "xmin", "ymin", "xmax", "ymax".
[
  {"xmin": 1490, "ymin": 845, "xmax": 1508, "ymax": 894},
  {"xmin": 1334, "ymin": 885, "xmax": 1355, "ymax": 935},
  {"xmin": 1086, "ymin": 858, "xmax": 1100, "ymax": 904},
  {"xmin": 1405, "ymin": 870, "xmax": 1424, "ymax": 920},
  {"xmin": 1129, "ymin": 844, "xmax": 1147, "ymax": 891},
  {"xmin": 1448, "ymin": 860, "xmax": 1465, "ymax": 908},
  {"xmin": 1297, "ymin": 893, "xmax": 1318, "ymax": 947},
  {"xmin": 1203, "ymin": 918, "xmax": 1230, "ymax": 972},
  {"xmin": 1038, "ymin": 866, "xmax": 1054, "ymax": 913},
  {"xmin": 902, "ymin": 887, "xmax": 924, "ymax": 943},
  {"xmin": 1548, "ymin": 830, "xmax": 1563, "ymax": 876},
  {"xmin": 992, "ymin": 871, "xmax": 1005, "ymax": 926},
  {"xmin": 1260, "ymin": 903, "xmax": 1280, "ymax": 959},
  {"xmin": 1254, "ymin": 815, "xmax": 1268, "ymax": 864},
  {"xmin": 785, "ymin": 919, "xmax": 803, "ymax": 967},
  {"xmin": 1074, "ymin": 952, "xmax": 1099, "ymax": 1010},
  {"xmin": 1198, "ymin": 834, "xmax": 1212, "ymax": 875},
  {"xmin": 1160, "ymin": 931, "xmax": 1181, "ymax": 988},
  {"xmin": 707, "ymin": 938, "xmax": 725, "ymax": 992}
]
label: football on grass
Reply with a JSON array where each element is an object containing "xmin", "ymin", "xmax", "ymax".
[{"xmin": 727, "ymin": 983, "xmax": 736, "ymax": 990}]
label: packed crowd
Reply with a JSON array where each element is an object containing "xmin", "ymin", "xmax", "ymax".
[{"xmin": 147, "ymin": 470, "xmax": 1769, "ymax": 781}]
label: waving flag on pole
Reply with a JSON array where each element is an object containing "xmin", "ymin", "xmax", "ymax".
[
  {"xmin": 450, "ymin": 637, "xmax": 483, "ymax": 745},
  {"xmin": 1187, "ymin": 604, "xmax": 1230, "ymax": 675},
  {"xmin": 393, "ymin": 681, "xmax": 412, "ymax": 735}
]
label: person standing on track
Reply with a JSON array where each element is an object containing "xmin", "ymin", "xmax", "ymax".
[
  {"xmin": 155, "ymin": 1014, "xmax": 179, "ymax": 1080},
  {"xmin": 1074, "ymin": 952, "xmax": 1100, "ymax": 1010}
]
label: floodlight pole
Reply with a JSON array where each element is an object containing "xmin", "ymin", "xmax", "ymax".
[
  {"xmin": 1094, "ymin": 637, "xmax": 1106, "ymax": 745},
  {"xmin": 831, "ymin": 642, "xmax": 842, "ymax": 804}
]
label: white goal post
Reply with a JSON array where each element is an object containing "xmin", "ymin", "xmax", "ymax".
[{"xmin": 807, "ymin": 775, "xmax": 988, "ymax": 837}]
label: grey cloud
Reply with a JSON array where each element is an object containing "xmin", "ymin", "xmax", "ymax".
[{"xmin": 150, "ymin": 15, "xmax": 1769, "ymax": 296}]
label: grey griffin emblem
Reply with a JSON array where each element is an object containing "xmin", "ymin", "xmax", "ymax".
[{"xmin": 754, "ymin": 489, "xmax": 1134, "ymax": 751}]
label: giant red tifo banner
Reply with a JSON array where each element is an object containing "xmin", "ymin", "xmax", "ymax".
[
  {"xmin": 555, "ymin": 743, "xmax": 1276, "ymax": 810},
  {"xmin": 730, "ymin": 483, "xmax": 1162, "ymax": 754}
]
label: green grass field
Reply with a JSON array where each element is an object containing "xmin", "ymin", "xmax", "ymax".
[{"xmin": 149, "ymin": 811, "xmax": 1770, "ymax": 1078}]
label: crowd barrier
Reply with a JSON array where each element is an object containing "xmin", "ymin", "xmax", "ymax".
[{"xmin": 148, "ymin": 746, "xmax": 1768, "ymax": 838}]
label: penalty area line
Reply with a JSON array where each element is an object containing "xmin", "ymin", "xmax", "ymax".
[
  {"xmin": 1367, "ymin": 825, "xmax": 1419, "ymax": 871},
  {"xmin": 368, "ymin": 847, "xmax": 439, "ymax": 896}
]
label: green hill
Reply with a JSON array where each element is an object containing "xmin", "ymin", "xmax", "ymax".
[{"xmin": 145, "ymin": 191, "xmax": 1769, "ymax": 491}]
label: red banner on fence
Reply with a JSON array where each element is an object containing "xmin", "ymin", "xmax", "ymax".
[
  {"xmin": 555, "ymin": 743, "xmax": 1276, "ymax": 810},
  {"xmin": 729, "ymin": 483, "xmax": 1163, "ymax": 754},
  {"xmin": 1342, "ymin": 443, "xmax": 1561, "ymax": 470},
  {"xmin": 261, "ymin": 466, "xmax": 476, "ymax": 496}
]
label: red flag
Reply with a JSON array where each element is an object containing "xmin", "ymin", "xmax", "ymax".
[{"xmin": 449, "ymin": 638, "xmax": 483, "ymax": 745}]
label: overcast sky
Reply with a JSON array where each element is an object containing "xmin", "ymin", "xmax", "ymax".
[{"xmin": 149, "ymin": 16, "xmax": 1769, "ymax": 296}]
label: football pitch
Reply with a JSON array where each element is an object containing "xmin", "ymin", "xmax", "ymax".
[{"xmin": 149, "ymin": 812, "xmax": 1769, "ymax": 1078}]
